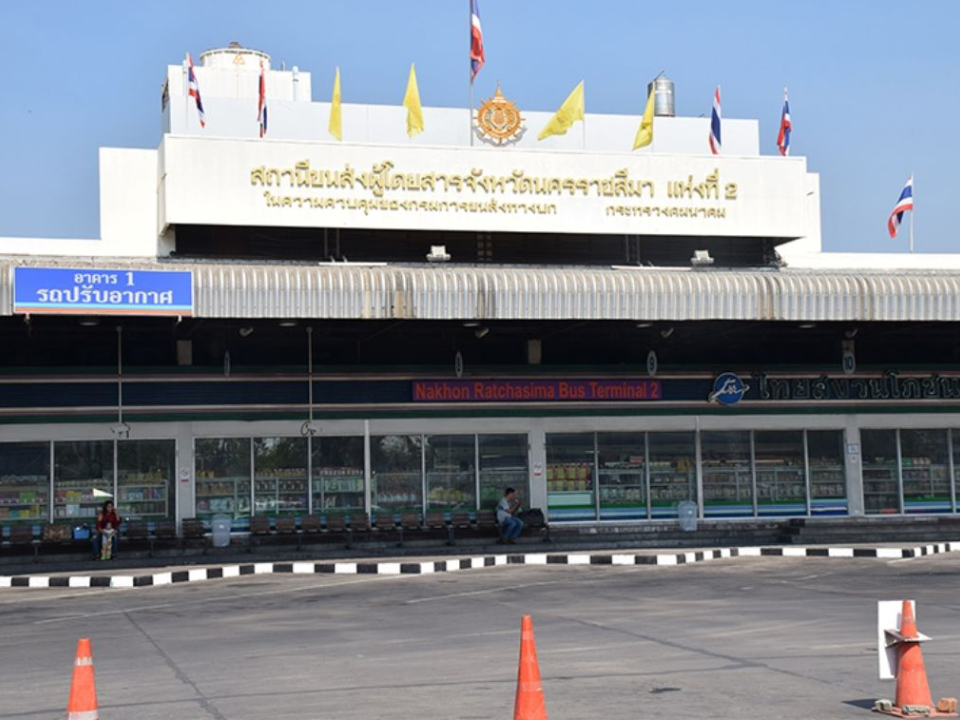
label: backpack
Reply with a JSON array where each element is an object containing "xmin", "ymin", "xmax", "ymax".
[{"xmin": 518, "ymin": 508, "xmax": 546, "ymax": 529}]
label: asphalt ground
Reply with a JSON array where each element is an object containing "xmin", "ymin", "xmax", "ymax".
[{"xmin": 3, "ymin": 555, "xmax": 960, "ymax": 719}]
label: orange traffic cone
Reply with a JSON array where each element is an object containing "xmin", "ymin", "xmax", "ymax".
[
  {"xmin": 875, "ymin": 600, "xmax": 957, "ymax": 718},
  {"xmin": 514, "ymin": 615, "xmax": 547, "ymax": 720},
  {"xmin": 66, "ymin": 638, "xmax": 99, "ymax": 720}
]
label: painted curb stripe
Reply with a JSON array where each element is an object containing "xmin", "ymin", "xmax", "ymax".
[{"xmin": 5, "ymin": 541, "xmax": 960, "ymax": 591}]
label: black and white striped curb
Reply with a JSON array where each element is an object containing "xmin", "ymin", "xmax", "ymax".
[{"xmin": 2, "ymin": 541, "xmax": 957, "ymax": 590}]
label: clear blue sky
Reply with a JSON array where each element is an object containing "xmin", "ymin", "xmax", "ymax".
[{"xmin": 1, "ymin": 0, "xmax": 957, "ymax": 253}]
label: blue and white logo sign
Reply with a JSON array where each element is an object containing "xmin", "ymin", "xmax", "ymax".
[
  {"xmin": 708, "ymin": 372, "xmax": 749, "ymax": 406},
  {"xmin": 14, "ymin": 267, "xmax": 193, "ymax": 316}
]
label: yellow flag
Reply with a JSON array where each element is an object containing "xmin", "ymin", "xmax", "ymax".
[
  {"xmin": 402, "ymin": 63, "xmax": 424, "ymax": 138},
  {"xmin": 328, "ymin": 67, "xmax": 342, "ymax": 141},
  {"xmin": 632, "ymin": 86, "xmax": 655, "ymax": 150},
  {"xmin": 537, "ymin": 80, "xmax": 585, "ymax": 140}
]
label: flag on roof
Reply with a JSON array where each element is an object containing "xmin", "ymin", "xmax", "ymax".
[
  {"xmin": 403, "ymin": 63, "xmax": 424, "ymax": 137},
  {"xmin": 186, "ymin": 53, "xmax": 205, "ymax": 128},
  {"xmin": 632, "ymin": 85, "xmax": 655, "ymax": 150},
  {"xmin": 777, "ymin": 88, "xmax": 791, "ymax": 156},
  {"xmin": 258, "ymin": 61, "xmax": 268, "ymax": 138},
  {"xmin": 329, "ymin": 67, "xmax": 342, "ymax": 141},
  {"xmin": 538, "ymin": 81, "xmax": 585, "ymax": 140},
  {"xmin": 709, "ymin": 86, "xmax": 721, "ymax": 154},
  {"xmin": 470, "ymin": 0, "xmax": 485, "ymax": 83},
  {"xmin": 887, "ymin": 175, "xmax": 914, "ymax": 239}
]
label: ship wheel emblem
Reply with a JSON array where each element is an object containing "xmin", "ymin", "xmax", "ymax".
[{"xmin": 475, "ymin": 84, "xmax": 526, "ymax": 146}]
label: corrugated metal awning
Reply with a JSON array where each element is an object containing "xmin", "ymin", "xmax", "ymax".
[{"xmin": 4, "ymin": 257, "xmax": 960, "ymax": 322}]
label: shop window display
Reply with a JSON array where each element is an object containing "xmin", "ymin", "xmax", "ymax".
[
  {"xmin": 900, "ymin": 429, "xmax": 950, "ymax": 514},
  {"xmin": 861, "ymin": 430, "xmax": 900, "ymax": 514},
  {"xmin": 117, "ymin": 440, "xmax": 174, "ymax": 521},
  {"xmin": 0, "ymin": 442, "xmax": 50, "ymax": 525},
  {"xmin": 478, "ymin": 434, "xmax": 529, "ymax": 511},
  {"xmin": 312, "ymin": 437, "xmax": 365, "ymax": 514},
  {"xmin": 807, "ymin": 430, "xmax": 848, "ymax": 515},
  {"xmin": 195, "ymin": 438, "xmax": 252, "ymax": 522},
  {"xmin": 425, "ymin": 435, "xmax": 476, "ymax": 512},
  {"xmin": 254, "ymin": 437, "xmax": 308, "ymax": 515},
  {"xmin": 648, "ymin": 432, "xmax": 696, "ymax": 518},
  {"xmin": 546, "ymin": 433, "xmax": 596, "ymax": 521},
  {"xmin": 701, "ymin": 431, "xmax": 753, "ymax": 517},
  {"xmin": 54, "ymin": 441, "xmax": 114, "ymax": 522},
  {"xmin": 597, "ymin": 432, "xmax": 646, "ymax": 520},
  {"xmin": 754, "ymin": 431, "xmax": 806, "ymax": 517},
  {"xmin": 371, "ymin": 435, "xmax": 423, "ymax": 515}
]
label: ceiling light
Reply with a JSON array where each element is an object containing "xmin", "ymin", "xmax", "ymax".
[
  {"xmin": 462, "ymin": 321, "xmax": 481, "ymax": 328},
  {"xmin": 278, "ymin": 320, "xmax": 298, "ymax": 328},
  {"xmin": 79, "ymin": 317, "xmax": 100, "ymax": 327},
  {"xmin": 636, "ymin": 322, "xmax": 653, "ymax": 329},
  {"xmin": 799, "ymin": 323, "xmax": 816, "ymax": 330}
]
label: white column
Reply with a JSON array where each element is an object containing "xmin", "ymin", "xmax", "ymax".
[{"xmin": 844, "ymin": 418, "xmax": 864, "ymax": 516}]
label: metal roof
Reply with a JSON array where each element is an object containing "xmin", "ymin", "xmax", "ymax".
[{"xmin": 4, "ymin": 258, "xmax": 960, "ymax": 322}]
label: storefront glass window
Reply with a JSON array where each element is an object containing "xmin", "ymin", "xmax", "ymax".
[
  {"xmin": 754, "ymin": 431, "xmax": 806, "ymax": 517},
  {"xmin": 312, "ymin": 437, "xmax": 365, "ymax": 515},
  {"xmin": 0, "ymin": 443, "xmax": 50, "ymax": 525},
  {"xmin": 807, "ymin": 430, "xmax": 848, "ymax": 515},
  {"xmin": 861, "ymin": 430, "xmax": 900, "ymax": 514},
  {"xmin": 424, "ymin": 435, "xmax": 476, "ymax": 512},
  {"xmin": 597, "ymin": 432, "xmax": 646, "ymax": 520},
  {"xmin": 371, "ymin": 435, "xmax": 423, "ymax": 515},
  {"xmin": 117, "ymin": 440, "xmax": 174, "ymax": 521},
  {"xmin": 701, "ymin": 431, "xmax": 752, "ymax": 517},
  {"xmin": 900, "ymin": 429, "xmax": 950, "ymax": 514},
  {"xmin": 54, "ymin": 441, "xmax": 114, "ymax": 523},
  {"xmin": 546, "ymin": 433, "xmax": 595, "ymax": 521},
  {"xmin": 254, "ymin": 438, "xmax": 308, "ymax": 515},
  {"xmin": 195, "ymin": 438, "xmax": 252, "ymax": 522},
  {"xmin": 478, "ymin": 434, "xmax": 528, "ymax": 511},
  {"xmin": 648, "ymin": 432, "xmax": 696, "ymax": 518}
]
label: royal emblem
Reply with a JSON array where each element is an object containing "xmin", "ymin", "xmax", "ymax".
[{"xmin": 475, "ymin": 84, "xmax": 526, "ymax": 146}]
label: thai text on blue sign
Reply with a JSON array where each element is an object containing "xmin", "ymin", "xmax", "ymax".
[{"xmin": 13, "ymin": 267, "xmax": 193, "ymax": 315}]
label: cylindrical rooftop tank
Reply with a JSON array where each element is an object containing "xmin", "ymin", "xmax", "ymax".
[
  {"xmin": 647, "ymin": 75, "xmax": 675, "ymax": 117},
  {"xmin": 200, "ymin": 42, "xmax": 270, "ymax": 71}
]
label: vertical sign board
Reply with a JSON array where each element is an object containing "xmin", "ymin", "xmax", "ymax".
[
  {"xmin": 13, "ymin": 267, "xmax": 193, "ymax": 315},
  {"xmin": 877, "ymin": 599, "xmax": 914, "ymax": 680}
]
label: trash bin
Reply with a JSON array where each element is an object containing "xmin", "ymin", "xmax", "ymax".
[
  {"xmin": 211, "ymin": 515, "xmax": 232, "ymax": 547},
  {"xmin": 677, "ymin": 501, "xmax": 698, "ymax": 532}
]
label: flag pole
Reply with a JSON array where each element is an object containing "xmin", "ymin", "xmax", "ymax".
[
  {"xmin": 909, "ymin": 174, "xmax": 915, "ymax": 253},
  {"xmin": 468, "ymin": 0, "xmax": 474, "ymax": 147}
]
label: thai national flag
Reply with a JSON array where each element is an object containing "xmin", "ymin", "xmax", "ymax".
[
  {"xmin": 470, "ymin": 0, "xmax": 485, "ymax": 83},
  {"xmin": 777, "ymin": 89, "xmax": 791, "ymax": 156},
  {"xmin": 258, "ymin": 61, "xmax": 268, "ymax": 138},
  {"xmin": 887, "ymin": 175, "xmax": 914, "ymax": 239},
  {"xmin": 709, "ymin": 86, "xmax": 721, "ymax": 155},
  {"xmin": 187, "ymin": 53, "xmax": 205, "ymax": 128}
]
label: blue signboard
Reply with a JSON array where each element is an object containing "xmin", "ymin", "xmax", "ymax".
[
  {"xmin": 708, "ymin": 372, "xmax": 749, "ymax": 406},
  {"xmin": 13, "ymin": 267, "xmax": 193, "ymax": 316}
]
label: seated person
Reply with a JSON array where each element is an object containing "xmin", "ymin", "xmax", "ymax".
[
  {"xmin": 99, "ymin": 522, "xmax": 117, "ymax": 560},
  {"xmin": 497, "ymin": 487, "xmax": 524, "ymax": 544},
  {"xmin": 92, "ymin": 500, "xmax": 122, "ymax": 560}
]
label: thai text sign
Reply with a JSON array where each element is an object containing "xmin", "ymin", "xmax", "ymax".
[
  {"xmin": 161, "ymin": 136, "xmax": 810, "ymax": 238},
  {"xmin": 412, "ymin": 379, "xmax": 662, "ymax": 402},
  {"xmin": 13, "ymin": 267, "xmax": 193, "ymax": 315}
]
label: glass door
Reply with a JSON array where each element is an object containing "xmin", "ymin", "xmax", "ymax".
[
  {"xmin": 861, "ymin": 430, "xmax": 900, "ymax": 514},
  {"xmin": 312, "ymin": 437, "xmax": 365, "ymax": 515},
  {"xmin": 0, "ymin": 442, "xmax": 50, "ymax": 526},
  {"xmin": 53, "ymin": 441, "xmax": 114, "ymax": 523},
  {"xmin": 807, "ymin": 430, "xmax": 847, "ymax": 515},
  {"xmin": 117, "ymin": 440, "xmax": 175, "ymax": 521},
  {"xmin": 254, "ymin": 438, "xmax": 308, "ymax": 515},
  {"xmin": 371, "ymin": 435, "xmax": 423, "ymax": 515},
  {"xmin": 900, "ymin": 429, "xmax": 950, "ymax": 514},
  {"xmin": 479, "ymin": 434, "xmax": 529, "ymax": 512},
  {"xmin": 597, "ymin": 432, "xmax": 646, "ymax": 520},
  {"xmin": 701, "ymin": 431, "xmax": 753, "ymax": 517},
  {"xmin": 425, "ymin": 435, "xmax": 476, "ymax": 513},
  {"xmin": 754, "ymin": 431, "xmax": 806, "ymax": 517},
  {"xmin": 546, "ymin": 433, "xmax": 595, "ymax": 521},
  {"xmin": 648, "ymin": 432, "xmax": 696, "ymax": 518},
  {"xmin": 195, "ymin": 438, "xmax": 252, "ymax": 525}
]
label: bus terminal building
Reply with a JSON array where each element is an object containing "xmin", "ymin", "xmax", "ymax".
[{"xmin": 4, "ymin": 46, "xmax": 960, "ymax": 535}]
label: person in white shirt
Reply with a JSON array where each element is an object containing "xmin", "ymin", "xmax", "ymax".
[{"xmin": 496, "ymin": 487, "xmax": 523, "ymax": 544}]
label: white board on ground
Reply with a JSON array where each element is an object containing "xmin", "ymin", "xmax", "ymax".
[{"xmin": 877, "ymin": 599, "xmax": 912, "ymax": 680}]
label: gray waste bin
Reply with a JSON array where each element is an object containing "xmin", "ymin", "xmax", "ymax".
[
  {"xmin": 211, "ymin": 515, "xmax": 232, "ymax": 547},
  {"xmin": 677, "ymin": 501, "xmax": 698, "ymax": 532}
]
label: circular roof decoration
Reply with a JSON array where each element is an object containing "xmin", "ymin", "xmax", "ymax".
[{"xmin": 475, "ymin": 84, "xmax": 526, "ymax": 147}]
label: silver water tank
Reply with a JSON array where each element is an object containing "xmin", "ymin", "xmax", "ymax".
[{"xmin": 647, "ymin": 75, "xmax": 675, "ymax": 117}]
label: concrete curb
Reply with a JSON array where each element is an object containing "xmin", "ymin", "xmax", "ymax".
[{"xmin": 1, "ymin": 541, "xmax": 956, "ymax": 590}]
